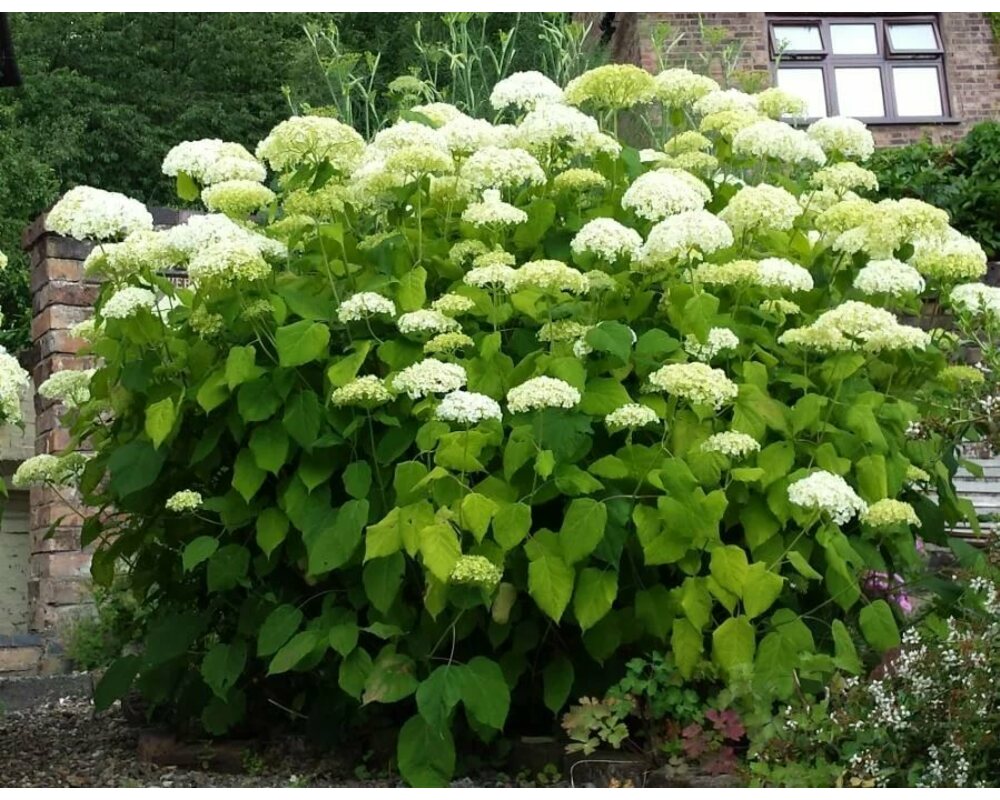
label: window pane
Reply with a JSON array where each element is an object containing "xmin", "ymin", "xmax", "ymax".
[
  {"xmin": 835, "ymin": 68, "xmax": 885, "ymax": 117},
  {"xmin": 776, "ymin": 68, "xmax": 827, "ymax": 118},
  {"xmin": 893, "ymin": 67, "xmax": 943, "ymax": 116},
  {"xmin": 773, "ymin": 25, "xmax": 823, "ymax": 52},
  {"xmin": 830, "ymin": 24, "xmax": 878, "ymax": 55},
  {"xmin": 888, "ymin": 23, "xmax": 938, "ymax": 51}
]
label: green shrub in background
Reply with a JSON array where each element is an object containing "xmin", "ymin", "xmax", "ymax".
[
  {"xmin": 868, "ymin": 121, "xmax": 1000, "ymax": 261},
  {"xmin": 19, "ymin": 68, "xmax": 994, "ymax": 786}
]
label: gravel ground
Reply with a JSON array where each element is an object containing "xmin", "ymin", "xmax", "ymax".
[{"xmin": 0, "ymin": 697, "xmax": 532, "ymax": 788}]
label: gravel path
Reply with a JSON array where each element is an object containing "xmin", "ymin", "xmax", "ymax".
[{"xmin": 0, "ymin": 697, "xmax": 530, "ymax": 788}]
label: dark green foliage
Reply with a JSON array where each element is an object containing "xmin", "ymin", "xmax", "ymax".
[{"xmin": 868, "ymin": 121, "xmax": 1000, "ymax": 260}]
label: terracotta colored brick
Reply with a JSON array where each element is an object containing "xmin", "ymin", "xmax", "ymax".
[
  {"xmin": 35, "ymin": 329, "xmax": 91, "ymax": 359},
  {"xmin": 33, "ymin": 281, "xmax": 100, "ymax": 314},
  {"xmin": 35, "ymin": 428, "xmax": 72, "ymax": 453},
  {"xmin": 30, "ymin": 551, "xmax": 92, "ymax": 580},
  {"xmin": 30, "ymin": 526, "xmax": 84, "ymax": 554},
  {"xmin": 0, "ymin": 646, "xmax": 42, "ymax": 673},
  {"xmin": 31, "ymin": 305, "xmax": 91, "ymax": 342},
  {"xmin": 31, "ymin": 502, "xmax": 86, "ymax": 533}
]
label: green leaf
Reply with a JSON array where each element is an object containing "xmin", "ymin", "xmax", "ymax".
[
  {"xmin": 541, "ymin": 654, "xmax": 575, "ymax": 714},
  {"xmin": 580, "ymin": 378, "xmax": 633, "ymax": 416},
  {"xmin": 225, "ymin": 345, "xmax": 262, "ymax": 390},
  {"xmin": 397, "ymin": 715, "xmax": 456, "ymax": 788},
  {"xmin": 94, "ymin": 655, "xmax": 141, "ymax": 711},
  {"xmin": 250, "ymin": 421, "xmax": 290, "ymax": 475},
  {"xmin": 144, "ymin": 397, "xmax": 176, "ymax": 449},
  {"xmin": 196, "ymin": 371, "xmax": 229, "ymax": 412},
  {"xmin": 397, "ymin": 266, "xmax": 428, "ymax": 311},
  {"xmin": 681, "ymin": 577, "xmax": 713, "ymax": 630},
  {"xmin": 238, "ymin": 378, "xmax": 282, "ymax": 422},
  {"xmin": 459, "ymin": 493, "xmax": 497, "ymax": 542},
  {"xmin": 206, "ymin": 544, "xmax": 250, "ymax": 592},
  {"xmin": 458, "ymin": 656, "xmax": 510, "ymax": 730},
  {"xmin": 344, "ymin": 461, "xmax": 373, "ymax": 499},
  {"xmin": 275, "ymin": 320, "xmax": 330, "ymax": 367},
  {"xmin": 327, "ymin": 341, "xmax": 373, "ymax": 387},
  {"xmin": 363, "ymin": 650, "xmax": 418, "ymax": 704},
  {"xmin": 419, "ymin": 523, "xmax": 461, "ymax": 582},
  {"xmin": 534, "ymin": 449, "xmax": 555, "ymax": 479},
  {"xmin": 363, "ymin": 553, "xmax": 405, "ymax": 614},
  {"xmin": 757, "ymin": 442, "xmax": 795, "ymax": 488},
  {"xmin": 786, "ymin": 550, "xmax": 821, "ymax": 580},
  {"xmin": 709, "ymin": 545, "xmax": 748, "ymax": 597},
  {"xmin": 742, "ymin": 563, "xmax": 784, "ymax": 619},
  {"xmin": 528, "ymin": 553, "xmax": 574, "ymax": 622},
  {"xmin": 635, "ymin": 586, "xmax": 673, "ymax": 640},
  {"xmin": 859, "ymin": 600, "xmax": 900, "ymax": 653},
  {"xmin": 831, "ymin": 619, "xmax": 861, "ymax": 674},
  {"xmin": 307, "ymin": 499, "xmax": 368, "ymax": 574},
  {"xmin": 584, "ymin": 322, "xmax": 634, "ymax": 364},
  {"xmin": 232, "ymin": 448, "xmax": 266, "ymax": 502},
  {"xmin": 108, "ymin": 439, "xmax": 165, "ymax": 498},
  {"xmin": 329, "ymin": 618, "xmax": 359, "ymax": 658},
  {"xmin": 144, "ymin": 612, "xmax": 205, "ymax": 665},
  {"xmin": 338, "ymin": 648, "xmax": 372, "ymax": 699},
  {"xmin": 573, "ymin": 568, "xmax": 617, "ymax": 631},
  {"xmin": 201, "ymin": 640, "xmax": 247, "ymax": 700},
  {"xmin": 416, "ymin": 664, "xmax": 463, "ymax": 730},
  {"xmin": 855, "ymin": 454, "xmax": 888, "ymax": 503},
  {"xmin": 256, "ymin": 508, "xmax": 290, "ymax": 557},
  {"xmin": 257, "ymin": 604, "xmax": 303, "ymax": 656},
  {"xmin": 283, "ymin": 390, "xmax": 322, "ymax": 447},
  {"xmin": 176, "ymin": 171, "xmax": 200, "ymax": 201},
  {"xmin": 493, "ymin": 503, "xmax": 531, "ymax": 551},
  {"xmin": 559, "ymin": 498, "xmax": 607, "ymax": 565},
  {"xmin": 712, "ymin": 616, "xmax": 756, "ymax": 676},
  {"xmin": 182, "ymin": 536, "xmax": 218, "ymax": 572},
  {"xmin": 268, "ymin": 630, "xmax": 321, "ymax": 675},
  {"xmin": 672, "ymin": 618, "xmax": 704, "ymax": 679}
]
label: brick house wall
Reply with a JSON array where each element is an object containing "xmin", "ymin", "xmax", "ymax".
[{"xmin": 583, "ymin": 12, "xmax": 1000, "ymax": 147}]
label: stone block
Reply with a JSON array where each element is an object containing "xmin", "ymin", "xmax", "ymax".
[{"xmin": 0, "ymin": 645, "xmax": 41, "ymax": 673}]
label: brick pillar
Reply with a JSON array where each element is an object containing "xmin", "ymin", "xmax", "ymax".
[{"xmin": 22, "ymin": 216, "xmax": 99, "ymax": 632}]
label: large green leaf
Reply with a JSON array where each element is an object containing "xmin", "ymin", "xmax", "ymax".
[
  {"xmin": 416, "ymin": 664, "xmax": 463, "ymax": 730},
  {"xmin": 528, "ymin": 553, "xmax": 574, "ymax": 622},
  {"xmin": 458, "ymin": 656, "xmax": 510, "ymax": 730},
  {"xmin": 94, "ymin": 655, "xmax": 141, "ymax": 711},
  {"xmin": 397, "ymin": 715, "xmax": 456, "ymax": 788},
  {"xmin": 419, "ymin": 522, "xmax": 461, "ymax": 582},
  {"xmin": 397, "ymin": 266, "xmax": 428, "ymax": 311},
  {"xmin": 859, "ymin": 600, "xmax": 900, "ymax": 652},
  {"xmin": 182, "ymin": 536, "xmax": 218, "ymax": 572},
  {"xmin": 560, "ymin": 498, "xmax": 607, "ymax": 564},
  {"xmin": 672, "ymin": 618, "xmax": 704, "ymax": 679},
  {"xmin": 493, "ymin": 502, "xmax": 531, "ymax": 551},
  {"xmin": 275, "ymin": 320, "xmax": 330, "ymax": 367},
  {"xmin": 144, "ymin": 397, "xmax": 175, "ymax": 449},
  {"xmin": 256, "ymin": 508, "xmax": 290, "ymax": 557},
  {"xmin": 572, "ymin": 567, "xmax": 617, "ymax": 631},
  {"xmin": 363, "ymin": 553, "xmax": 405, "ymax": 613},
  {"xmin": 225, "ymin": 345, "xmax": 263, "ymax": 389},
  {"xmin": 201, "ymin": 640, "xmax": 247, "ymax": 699},
  {"xmin": 268, "ymin": 630, "xmax": 322, "ymax": 675},
  {"xmin": 232, "ymin": 448, "xmax": 266, "ymax": 502},
  {"xmin": 257, "ymin": 604, "xmax": 303, "ymax": 656},
  {"xmin": 712, "ymin": 615, "xmax": 756, "ymax": 675},
  {"xmin": 709, "ymin": 545, "xmax": 748, "ymax": 597},
  {"xmin": 832, "ymin": 619, "xmax": 861, "ymax": 674},
  {"xmin": 206, "ymin": 544, "xmax": 250, "ymax": 592},
  {"xmin": 742, "ymin": 562, "xmax": 784, "ymax": 619},
  {"xmin": 250, "ymin": 421, "xmax": 290, "ymax": 474},
  {"xmin": 305, "ymin": 499, "xmax": 368, "ymax": 574},
  {"xmin": 107, "ymin": 439, "xmax": 165, "ymax": 498},
  {"xmin": 542, "ymin": 655, "xmax": 574, "ymax": 713},
  {"xmin": 283, "ymin": 390, "xmax": 322, "ymax": 447},
  {"xmin": 362, "ymin": 650, "xmax": 418, "ymax": 704}
]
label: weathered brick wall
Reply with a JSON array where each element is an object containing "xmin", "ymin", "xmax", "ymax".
[{"xmin": 588, "ymin": 12, "xmax": 1000, "ymax": 148}]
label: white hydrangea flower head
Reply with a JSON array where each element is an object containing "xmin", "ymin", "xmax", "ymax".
[
  {"xmin": 431, "ymin": 293, "xmax": 476, "ymax": 317},
  {"xmin": 461, "ymin": 190, "xmax": 528, "ymax": 227},
  {"xmin": 392, "ymin": 358, "xmax": 467, "ymax": 399},
  {"xmin": 256, "ymin": 115, "xmax": 366, "ymax": 173},
  {"xmin": 621, "ymin": 168, "xmax": 711, "ymax": 221},
  {"xmin": 337, "ymin": 292, "xmax": 397, "ymax": 322},
  {"xmin": 757, "ymin": 258, "xmax": 815, "ymax": 292},
  {"xmin": 552, "ymin": 168, "xmax": 609, "ymax": 195},
  {"xmin": 382, "ymin": 144, "xmax": 455, "ymax": 179},
  {"xmin": 506, "ymin": 376, "xmax": 581, "ymax": 413},
  {"xmin": 753, "ymin": 87, "xmax": 809, "ymax": 119},
  {"xmin": 83, "ymin": 230, "xmax": 176, "ymax": 281},
  {"xmin": 439, "ymin": 117, "xmax": 506, "ymax": 154},
  {"xmin": 684, "ymin": 327, "xmax": 740, "ymax": 361},
  {"xmin": 693, "ymin": 259, "xmax": 760, "ymax": 287},
  {"xmin": 201, "ymin": 180, "xmax": 276, "ymax": 218},
  {"xmin": 663, "ymin": 131, "xmax": 713, "ymax": 156},
  {"xmin": 854, "ymin": 260, "xmax": 926, "ymax": 298},
  {"xmin": 166, "ymin": 214, "xmax": 286, "ymax": 262},
  {"xmin": 699, "ymin": 108, "xmax": 764, "ymax": 138},
  {"xmin": 509, "ymin": 103, "xmax": 600, "ymax": 154},
  {"xmin": 731, "ymin": 119, "xmax": 826, "ymax": 165},
  {"xmin": 0, "ymin": 346, "xmax": 30, "ymax": 425},
  {"xmin": 424, "ymin": 332, "xmax": 475, "ymax": 355},
  {"xmin": 639, "ymin": 211, "xmax": 734, "ymax": 266},
  {"xmin": 862, "ymin": 499, "xmax": 921, "ymax": 529},
  {"xmin": 508, "ymin": 260, "xmax": 588, "ymax": 295},
  {"xmin": 815, "ymin": 198, "xmax": 878, "ymax": 236},
  {"xmin": 47, "ymin": 186, "xmax": 154, "ymax": 242},
  {"xmin": 647, "ymin": 362, "xmax": 738, "ymax": 409},
  {"xmin": 12, "ymin": 453, "xmax": 89, "ymax": 489},
  {"xmin": 563, "ymin": 64, "xmax": 656, "ymax": 110},
  {"xmin": 449, "ymin": 240, "xmax": 490, "ymax": 266},
  {"xmin": 811, "ymin": 162, "xmax": 879, "ymax": 194},
  {"xmin": 538, "ymin": 320, "xmax": 591, "ymax": 343},
  {"xmin": 788, "ymin": 470, "xmax": 868, "ymax": 526},
  {"xmin": 694, "ymin": 88, "xmax": 758, "ymax": 117},
  {"xmin": 471, "ymin": 249, "xmax": 517, "ymax": 269},
  {"xmin": 909, "ymin": 229, "xmax": 988, "ymax": 283},
  {"xmin": 38, "ymin": 369, "xmax": 95, "ymax": 409},
  {"xmin": 0, "ymin": 249, "xmax": 6, "ymax": 271},
  {"xmin": 397, "ymin": 309, "xmax": 461, "ymax": 337},
  {"xmin": 331, "ymin": 375, "xmax": 394, "ymax": 408},
  {"xmin": 102, "ymin": 286, "xmax": 157, "ymax": 319},
  {"xmin": 70, "ymin": 318, "xmax": 99, "ymax": 342},
  {"xmin": 166, "ymin": 490, "xmax": 203, "ymax": 513},
  {"xmin": 464, "ymin": 263, "xmax": 518, "ymax": 292},
  {"xmin": 779, "ymin": 300, "xmax": 930, "ymax": 353},
  {"xmin": 490, "ymin": 71, "xmax": 565, "ymax": 112},
  {"xmin": 719, "ymin": 184, "xmax": 801, "ymax": 236},
  {"xmin": 949, "ymin": 282, "xmax": 1000, "ymax": 317},
  {"xmin": 435, "ymin": 390, "xmax": 503, "ymax": 425},
  {"xmin": 701, "ymin": 431, "xmax": 761, "ymax": 459},
  {"xmin": 449, "ymin": 554, "xmax": 503, "ymax": 590},
  {"xmin": 761, "ymin": 298, "xmax": 801, "ymax": 316},
  {"xmin": 584, "ymin": 270, "xmax": 618, "ymax": 294},
  {"xmin": 807, "ymin": 117, "xmax": 875, "ymax": 161},
  {"xmin": 570, "ymin": 218, "xmax": 643, "ymax": 263},
  {"xmin": 459, "ymin": 147, "xmax": 546, "ymax": 192},
  {"xmin": 654, "ymin": 68, "xmax": 719, "ymax": 108},
  {"xmin": 411, "ymin": 102, "xmax": 468, "ymax": 126},
  {"xmin": 605, "ymin": 403, "xmax": 659, "ymax": 432},
  {"xmin": 162, "ymin": 139, "xmax": 262, "ymax": 184},
  {"xmin": 188, "ymin": 240, "xmax": 271, "ymax": 288}
]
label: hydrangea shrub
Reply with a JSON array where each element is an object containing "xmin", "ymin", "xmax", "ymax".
[{"xmin": 30, "ymin": 66, "xmax": 991, "ymax": 785}]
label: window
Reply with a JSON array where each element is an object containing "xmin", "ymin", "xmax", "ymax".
[{"xmin": 769, "ymin": 15, "xmax": 951, "ymax": 123}]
